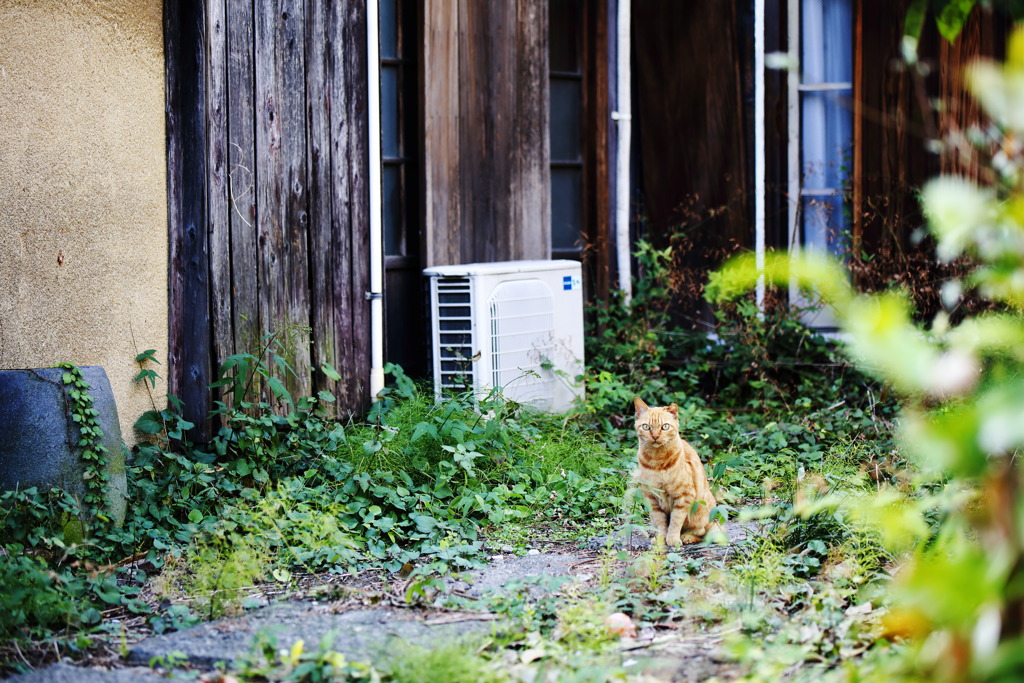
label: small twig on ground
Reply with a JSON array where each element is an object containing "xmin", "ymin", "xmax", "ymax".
[
  {"xmin": 619, "ymin": 634, "xmax": 680, "ymax": 651},
  {"xmin": 13, "ymin": 641, "xmax": 34, "ymax": 671},
  {"xmin": 424, "ymin": 613, "xmax": 500, "ymax": 626},
  {"xmin": 114, "ymin": 552, "xmax": 149, "ymax": 568},
  {"xmin": 619, "ymin": 624, "xmax": 743, "ymax": 651},
  {"xmin": 569, "ymin": 557, "xmax": 601, "ymax": 570}
]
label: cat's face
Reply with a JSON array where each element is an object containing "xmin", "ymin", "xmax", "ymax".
[{"xmin": 634, "ymin": 397, "xmax": 679, "ymax": 446}]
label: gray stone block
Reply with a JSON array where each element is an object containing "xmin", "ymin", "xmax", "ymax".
[{"xmin": 0, "ymin": 366, "xmax": 127, "ymax": 526}]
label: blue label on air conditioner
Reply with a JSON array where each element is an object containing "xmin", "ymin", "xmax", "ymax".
[{"xmin": 563, "ymin": 275, "xmax": 581, "ymax": 291}]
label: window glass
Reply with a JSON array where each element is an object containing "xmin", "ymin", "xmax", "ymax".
[
  {"xmin": 551, "ymin": 168, "xmax": 582, "ymax": 251},
  {"xmin": 550, "ymin": 80, "xmax": 582, "ymax": 162},
  {"xmin": 549, "ymin": 0, "xmax": 583, "ymax": 256},
  {"xmin": 801, "ymin": 93, "xmax": 851, "ymax": 190},
  {"xmin": 381, "ymin": 66, "xmax": 400, "ymax": 159},
  {"xmin": 383, "ymin": 165, "xmax": 402, "ymax": 255},
  {"xmin": 799, "ymin": 0, "xmax": 852, "ymax": 256},
  {"xmin": 379, "ymin": 0, "xmax": 398, "ymax": 60},
  {"xmin": 801, "ymin": 193, "xmax": 848, "ymax": 255}
]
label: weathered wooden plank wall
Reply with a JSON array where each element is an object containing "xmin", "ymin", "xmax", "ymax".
[
  {"xmin": 856, "ymin": 0, "xmax": 1009, "ymax": 251},
  {"xmin": 329, "ymin": 1, "xmax": 371, "ymax": 411},
  {"xmin": 937, "ymin": 6, "xmax": 1004, "ymax": 180},
  {"xmin": 421, "ymin": 0, "xmax": 550, "ymax": 267},
  {"xmin": 166, "ymin": 1, "xmax": 370, "ymax": 437},
  {"xmin": 857, "ymin": 0, "xmax": 929, "ymax": 252},
  {"xmin": 513, "ymin": 0, "xmax": 551, "ymax": 263},
  {"xmin": 422, "ymin": 0, "xmax": 463, "ymax": 267},
  {"xmin": 632, "ymin": 1, "xmax": 751, "ymax": 253},
  {"xmin": 254, "ymin": 0, "xmax": 313, "ymax": 403},
  {"xmin": 854, "ymin": 0, "xmax": 1001, "ymax": 250},
  {"xmin": 306, "ymin": 0, "xmax": 335, "ymax": 406},
  {"xmin": 630, "ymin": 0, "xmax": 751, "ymax": 328},
  {"xmin": 581, "ymin": 0, "xmax": 611, "ymax": 299},
  {"xmin": 207, "ymin": 0, "xmax": 231, "ymax": 380},
  {"xmin": 226, "ymin": 0, "xmax": 260, "ymax": 368},
  {"xmin": 165, "ymin": 0, "xmax": 213, "ymax": 438}
]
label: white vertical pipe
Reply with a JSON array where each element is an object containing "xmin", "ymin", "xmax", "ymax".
[
  {"xmin": 613, "ymin": 0, "xmax": 632, "ymax": 303},
  {"xmin": 367, "ymin": 0, "xmax": 386, "ymax": 399},
  {"xmin": 787, "ymin": 0, "xmax": 801, "ymax": 303},
  {"xmin": 754, "ymin": 0, "xmax": 766, "ymax": 309}
]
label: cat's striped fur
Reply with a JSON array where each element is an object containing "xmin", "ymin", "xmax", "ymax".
[{"xmin": 634, "ymin": 398, "xmax": 722, "ymax": 546}]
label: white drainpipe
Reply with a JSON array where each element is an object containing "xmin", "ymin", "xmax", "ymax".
[
  {"xmin": 755, "ymin": 0, "xmax": 766, "ymax": 308},
  {"xmin": 787, "ymin": 0, "xmax": 801, "ymax": 307},
  {"xmin": 612, "ymin": 0, "xmax": 632, "ymax": 303},
  {"xmin": 367, "ymin": 0, "xmax": 385, "ymax": 400}
]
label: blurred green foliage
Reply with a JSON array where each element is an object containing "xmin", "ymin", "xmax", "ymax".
[{"xmin": 710, "ymin": 25, "xmax": 1024, "ymax": 681}]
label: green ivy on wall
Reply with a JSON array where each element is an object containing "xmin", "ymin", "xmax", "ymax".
[{"xmin": 56, "ymin": 363, "xmax": 111, "ymax": 525}]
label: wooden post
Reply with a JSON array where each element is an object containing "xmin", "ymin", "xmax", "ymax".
[{"xmin": 165, "ymin": 0, "xmax": 213, "ymax": 441}]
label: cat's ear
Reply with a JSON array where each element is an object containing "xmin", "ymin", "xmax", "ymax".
[
  {"xmin": 634, "ymin": 397, "xmax": 649, "ymax": 417},
  {"xmin": 667, "ymin": 403, "xmax": 679, "ymax": 417}
]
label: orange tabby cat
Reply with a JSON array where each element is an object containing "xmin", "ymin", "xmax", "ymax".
[{"xmin": 634, "ymin": 398, "xmax": 722, "ymax": 546}]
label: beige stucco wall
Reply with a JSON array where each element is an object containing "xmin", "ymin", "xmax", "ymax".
[{"xmin": 0, "ymin": 0, "xmax": 167, "ymax": 445}]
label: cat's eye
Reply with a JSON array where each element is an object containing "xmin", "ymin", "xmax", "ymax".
[
  {"xmin": 640, "ymin": 423, "xmax": 651, "ymax": 431},
  {"xmin": 661, "ymin": 424, "xmax": 670, "ymax": 431}
]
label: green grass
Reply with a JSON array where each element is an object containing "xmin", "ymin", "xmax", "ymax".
[{"xmin": 382, "ymin": 641, "xmax": 509, "ymax": 683}]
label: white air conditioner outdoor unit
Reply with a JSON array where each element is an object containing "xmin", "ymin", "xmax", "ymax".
[{"xmin": 423, "ymin": 260, "xmax": 585, "ymax": 413}]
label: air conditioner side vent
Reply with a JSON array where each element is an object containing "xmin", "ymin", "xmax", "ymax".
[{"xmin": 434, "ymin": 277, "xmax": 474, "ymax": 390}]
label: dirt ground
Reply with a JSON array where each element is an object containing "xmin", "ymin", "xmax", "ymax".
[{"xmin": 4, "ymin": 522, "xmax": 757, "ymax": 682}]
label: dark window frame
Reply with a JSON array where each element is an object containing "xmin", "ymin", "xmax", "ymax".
[
  {"xmin": 381, "ymin": 0, "xmax": 420, "ymax": 269},
  {"xmin": 380, "ymin": 0, "xmax": 425, "ymax": 376},
  {"xmin": 550, "ymin": 0, "xmax": 595, "ymax": 263}
]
